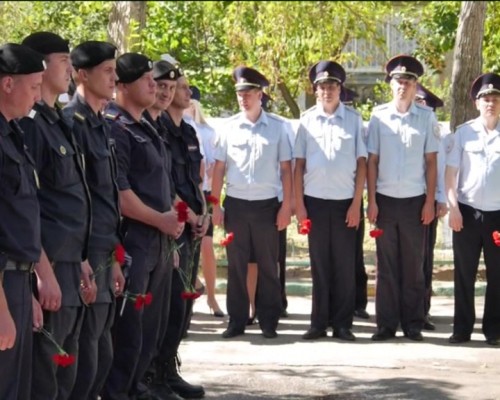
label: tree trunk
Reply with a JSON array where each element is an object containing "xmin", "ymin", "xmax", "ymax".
[
  {"xmin": 107, "ymin": 1, "xmax": 147, "ymax": 54},
  {"xmin": 449, "ymin": 1, "xmax": 487, "ymax": 132},
  {"xmin": 277, "ymin": 81, "xmax": 301, "ymax": 119}
]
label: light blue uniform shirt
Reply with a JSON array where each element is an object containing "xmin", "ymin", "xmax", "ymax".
[
  {"xmin": 294, "ymin": 102, "xmax": 367, "ymax": 200},
  {"xmin": 367, "ymin": 101, "xmax": 439, "ymax": 198},
  {"xmin": 446, "ymin": 118, "xmax": 500, "ymax": 211},
  {"xmin": 214, "ymin": 111, "xmax": 292, "ymax": 200}
]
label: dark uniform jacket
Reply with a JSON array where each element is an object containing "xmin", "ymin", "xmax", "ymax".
[
  {"xmin": 0, "ymin": 114, "xmax": 41, "ymax": 268},
  {"xmin": 19, "ymin": 101, "xmax": 91, "ymax": 263}
]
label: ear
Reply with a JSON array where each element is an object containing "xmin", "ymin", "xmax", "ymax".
[
  {"xmin": 1, "ymin": 75, "xmax": 14, "ymax": 94},
  {"xmin": 76, "ymin": 68, "xmax": 88, "ymax": 83},
  {"xmin": 475, "ymin": 99, "xmax": 480, "ymax": 111}
]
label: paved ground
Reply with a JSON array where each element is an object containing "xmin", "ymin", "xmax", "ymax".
[{"xmin": 178, "ymin": 295, "xmax": 500, "ymax": 400}]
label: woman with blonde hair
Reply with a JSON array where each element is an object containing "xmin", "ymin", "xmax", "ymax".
[{"xmin": 184, "ymin": 87, "xmax": 224, "ymax": 317}]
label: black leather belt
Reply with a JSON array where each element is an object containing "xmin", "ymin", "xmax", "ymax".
[{"xmin": 4, "ymin": 259, "xmax": 35, "ymax": 273}]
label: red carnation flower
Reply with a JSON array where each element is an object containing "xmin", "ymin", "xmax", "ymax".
[
  {"xmin": 175, "ymin": 201, "xmax": 189, "ymax": 223},
  {"xmin": 206, "ymin": 194, "xmax": 219, "ymax": 206},
  {"xmin": 220, "ymin": 232, "xmax": 234, "ymax": 246},
  {"xmin": 369, "ymin": 228, "xmax": 384, "ymax": 238},
  {"xmin": 492, "ymin": 230, "xmax": 500, "ymax": 247},
  {"xmin": 114, "ymin": 243, "xmax": 126, "ymax": 265},
  {"xmin": 134, "ymin": 296, "xmax": 145, "ymax": 310},
  {"xmin": 52, "ymin": 353, "xmax": 76, "ymax": 367},
  {"xmin": 143, "ymin": 292, "xmax": 153, "ymax": 306},
  {"xmin": 298, "ymin": 219, "xmax": 312, "ymax": 235}
]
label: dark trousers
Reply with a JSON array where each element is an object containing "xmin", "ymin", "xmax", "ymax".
[
  {"xmin": 71, "ymin": 250, "xmax": 116, "ymax": 400},
  {"xmin": 0, "ymin": 271, "xmax": 32, "ymax": 400},
  {"xmin": 423, "ymin": 211, "xmax": 438, "ymax": 316},
  {"xmin": 32, "ymin": 261, "xmax": 84, "ymax": 400},
  {"xmin": 278, "ymin": 227, "xmax": 288, "ymax": 311},
  {"xmin": 375, "ymin": 193, "xmax": 426, "ymax": 333},
  {"xmin": 355, "ymin": 203, "xmax": 368, "ymax": 311},
  {"xmin": 452, "ymin": 203, "xmax": 500, "ymax": 339},
  {"xmin": 102, "ymin": 233, "xmax": 171, "ymax": 400},
  {"xmin": 224, "ymin": 196, "xmax": 282, "ymax": 332},
  {"xmin": 157, "ymin": 225, "xmax": 201, "ymax": 363},
  {"xmin": 306, "ymin": 196, "xmax": 356, "ymax": 330}
]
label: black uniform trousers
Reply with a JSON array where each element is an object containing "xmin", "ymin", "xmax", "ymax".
[
  {"xmin": 102, "ymin": 232, "xmax": 171, "ymax": 400},
  {"xmin": 157, "ymin": 224, "xmax": 201, "ymax": 363},
  {"xmin": 278, "ymin": 226, "xmax": 288, "ymax": 311},
  {"xmin": 32, "ymin": 262, "xmax": 85, "ymax": 400},
  {"xmin": 224, "ymin": 196, "xmax": 282, "ymax": 332},
  {"xmin": 306, "ymin": 196, "xmax": 356, "ymax": 331},
  {"xmin": 375, "ymin": 193, "xmax": 426, "ymax": 333},
  {"xmin": 423, "ymin": 208, "xmax": 438, "ymax": 316},
  {"xmin": 0, "ymin": 271, "xmax": 33, "ymax": 400},
  {"xmin": 355, "ymin": 202, "xmax": 368, "ymax": 311},
  {"xmin": 70, "ymin": 250, "xmax": 116, "ymax": 400},
  {"xmin": 452, "ymin": 203, "xmax": 500, "ymax": 339}
]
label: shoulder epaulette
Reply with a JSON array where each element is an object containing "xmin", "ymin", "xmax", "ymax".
[
  {"xmin": 74, "ymin": 112, "xmax": 85, "ymax": 122},
  {"xmin": 300, "ymin": 105, "xmax": 317, "ymax": 118},
  {"xmin": 455, "ymin": 120, "xmax": 473, "ymax": 131},
  {"xmin": 372, "ymin": 103, "xmax": 389, "ymax": 112},
  {"xmin": 104, "ymin": 112, "xmax": 120, "ymax": 122},
  {"xmin": 414, "ymin": 102, "xmax": 433, "ymax": 113},
  {"xmin": 266, "ymin": 112, "xmax": 285, "ymax": 122},
  {"xmin": 27, "ymin": 109, "xmax": 37, "ymax": 119},
  {"xmin": 344, "ymin": 104, "xmax": 361, "ymax": 116}
]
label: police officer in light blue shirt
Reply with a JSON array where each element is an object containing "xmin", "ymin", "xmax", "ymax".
[
  {"xmin": 366, "ymin": 54, "xmax": 439, "ymax": 342},
  {"xmin": 445, "ymin": 73, "xmax": 500, "ymax": 346},
  {"xmin": 212, "ymin": 66, "xmax": 293, "ymax": 339},
  {"xmin": 294, "ymin": 60, "xmax": 367, "ymax": 341}
]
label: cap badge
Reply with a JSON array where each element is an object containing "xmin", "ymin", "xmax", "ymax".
[
  {"xmin": 60, "ymin": 145, "xmax": 67, "ymax": 155},
  {"xmin": 488, "ymin": 83, "xmax": 494, "ymax": 89},
  {"xmin": 320, "ymin": 71, "xmax": 329, "ymax": 78},
  {"xmin": 148, "ymin": 61, "xmax": 153, "ymax": 69},
  {"xmin": 169, "ymin": 70, "xmax": 176, "ymax": 79},
  {"xmin": 114, "ymin": 49, "xmax": 118, "ymax": 58},
  {"xmin": 401, "ymin": 66, "xmax": 406, "ymax": 72},
  {"xmin": 238, "ymin": 77, "xmax": 247, "ymax": 83},
  {"xmin": 42, "ymin": 60, "xmax": 47, "ymax": 70}
]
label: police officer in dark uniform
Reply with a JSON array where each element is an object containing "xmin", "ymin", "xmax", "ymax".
[
  {"xmin": 0, "ymin": 43, "xmax": 45, "ymax": 400},
  {"xmin": 152, "ymin": 65, "xmax": 207, "ymax": 400},
  {"xmin": 20, "ymin": 32, "xmax": 94, "ymax": 400},
  {"xmin": 101, "ymin": 53, "xmax": 183, "ymax": 400},
  {"xmin": 212, "ymin": 66, "xmax": 293, "ymax": 339},
  {"xmin": 63, "ymin": 40, "xmax": 126, "ymax": 400},
  {"xmin": 415, "ymin": 83, "xmax": 446, "ymax": 331}
]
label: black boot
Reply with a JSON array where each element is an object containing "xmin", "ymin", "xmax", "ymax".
[
  {"xmin": 148, "ymin": 360, "xmax": 184, "ymax": 400},
  {"xmin": 166, "ymin": 354, "xmax": 205, "ymax": 399}
]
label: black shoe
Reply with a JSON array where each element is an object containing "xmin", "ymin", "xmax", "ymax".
[
  {"xmin": 150, "ymin": 383, "xmax": 184, "ymax": 400},
  {"xmin": 262, "ymin": 329, "xmax": 278, "ymax": 339},
  {"xmin": 222, "ymin": 326, "xmax": 245, "ymax": 339},
  {"xmin": 371, "ymin": 327, "xmax": 396, "ymax": 341},
  {"xmin": 281, "ymin": 309, "xmax": 289, "ymax": 318},
  {"xmin": 302, "ymin": 328, "xmax": 327, "ymax": 340},
  {"xmin": 354, "ymin": 309, "xmax": 370, "ymax": 319},
  {"xmin": 448, "ymin": 333, "xmax": 471, "ymax": 344},
  {"xmin": 404, "ymin": 329, "xmax": 423, "ymax": 342},
  {"xmin": 166, "ymin": 358, "xmax": 205, "ymax": 399},
  {"xmin": 423, "ymin": 315, "xmax": 436, "ymax": 331},
  {"xmin": 486, "ymin": 337, "xmax": 499, "ymax": 346},
  {"xmin": 333, "ymin": 328, "xmax": 356, "ymax": 341}
]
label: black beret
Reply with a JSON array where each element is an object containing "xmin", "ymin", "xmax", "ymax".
[
  {"xmin": 309, "ymin": 60, "xmax": 346, "ymax": 85},
  {"xmin": 415, "ymin": 83, "xmax": 444, "ymax": 111},
  {"xmin": 0, "ymin": 43, "xmax": 45, "ymax": 75},
  {"xmin": 340, "ymin": 86, "xmax": 359, "ymax": 103},
  {"xmin": 470, "ymin": 73, "xmax": 500, "ymax": 100},
  {"xmin": 232, "ymin": 66, "xmax": 269, "ymax": 90},
  {"xmin": 71, "ymin": 41, "xmax": 117, "ymax": 70},
  {"xmin": 116, "ymin": 53, "xmax": 153, "ymax": 84},
  {"xmin": 152, "ymin": 60, "xmax": 178, "ymax": 81},
  {"xmin": 385, "ymin": 54, "xmax": 424, "ymax": 81},
  {"xmin": 22, "ymin": 31, "xmax": 70, "ymax": 55},
  {"xmin": 190, "ymin": 85, "xmax": 200, "ymax": 101}
]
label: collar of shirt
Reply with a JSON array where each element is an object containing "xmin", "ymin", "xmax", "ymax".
[
  {"xmin": 388, "ymin": 101, "xmax": 419, "ymax": 120},
  {"xmin": 472, "ymin": 117, "xmax": 500, "ymax": 142},
  {"xmin": 34, "ymin": 100, "xmax": 61, "ymax": 125},
  {"xmin": 237, "ymin": 110, "xmax": 269, "ymax": 129},
  {"xmin": 0, "ymin": 113, "xmax": 13, "ymax": 137},
  {"xmin": 315, "ymin": 102, "xmax": 345, "ymax": 122},
  {"xmin": 73, "ymin": 93, "xmax": 103, "ymax": 129}
]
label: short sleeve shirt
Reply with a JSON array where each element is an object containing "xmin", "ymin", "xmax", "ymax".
[
  {"xmin": 366, "ymin": 101, "xmax": 439, "ymax": 198},
  {"xmin": 446, "ymin": 118, "xmax": 500, "ymax": 211},
  {"xmin": 214, "ymin": 111, "xmax": 292, "ymax": 200},
  {"xmin": 294, "ymin": 102, "xmax": 367, "ymax": 200}
]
